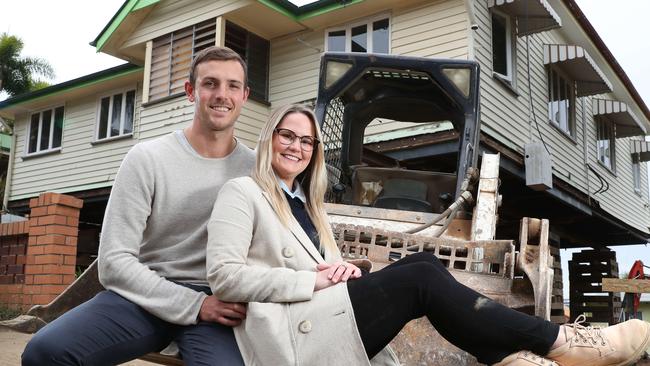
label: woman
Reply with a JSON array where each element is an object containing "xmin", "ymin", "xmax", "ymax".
[{"xmin": 207, "ymin": 104, "xmax": 649, "ymax": 366}]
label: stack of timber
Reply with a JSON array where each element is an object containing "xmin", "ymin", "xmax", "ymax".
[
  {"xmin": 569, "ymin": 249, "xmax": 621, "ymax": 324},
  {"xmin": 549, "ymin": 234, "xmax": 565, "ymax": 324}
]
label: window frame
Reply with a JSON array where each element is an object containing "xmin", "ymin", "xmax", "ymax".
[
  {"xmin": 632, "ymin": 153, "xmax": 641, "ymax": 195},
  {"xmin": 25, "ymin": 105, "xmax": 65, "ymax": 156},
  {"xmin": 94, "ymin": 87, "xmax": 137, "ymax": 143},
  {"xmin": 490, "ymin": 9, "xmax": 516, "ymax": 86},
  {"xmin": 547, "ymin": 66, "xmax": 577, "ymax": 139},
  {"xmin": 595, "ymin": 116, "xmax": 616, "ymax": 173},
  {"xmin": 324, "ymin": 14, "xmax": 391, "ymax": 54}
]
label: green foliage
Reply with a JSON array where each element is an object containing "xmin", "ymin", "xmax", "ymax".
[
  {"xmin": 0, "ymin": 305, "xmax": 22, "ymax": 320},
  {"xmin": 0, "ymin": 32, "xmax": 55, "ymax": 96}
]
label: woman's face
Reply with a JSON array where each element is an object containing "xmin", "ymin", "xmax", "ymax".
[{"xmin": 271, "ymin": 112, "xmax": 316, "ymax": 189}]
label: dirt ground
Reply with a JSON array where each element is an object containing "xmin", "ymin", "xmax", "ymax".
[{"xmin": 0, "ymin": 326, "xmax": 161, "ymax": 366}]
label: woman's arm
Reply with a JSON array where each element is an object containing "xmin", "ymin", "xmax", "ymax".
[{"xmin": 207, "ymin": 179, "xmax": 317, "ymax": 303}]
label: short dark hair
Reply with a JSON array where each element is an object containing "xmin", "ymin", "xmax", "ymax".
[{"xmin": 189, "ymin": 46, "xmax": 247, "ymax": 87}]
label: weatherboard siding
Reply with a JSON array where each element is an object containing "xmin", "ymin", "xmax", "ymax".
[
  {"xmin": 8, "ymin": 87, "xmax": 266, "ymax": 201},
  {"xmin": 472, "ymin": 0, "xmax": 650, "ymax": 234},
  {"xmin": 10, "ymin": 85, "xmax": 143, "ymax": 200},
  {"xmin": 123, "ymin": 0, "xmax": 252, "ymax": 49}
]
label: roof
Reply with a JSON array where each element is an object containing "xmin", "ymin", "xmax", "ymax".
[{"xmin": 0, "ymin": 63, "xmax": 141, "ymax": 111}]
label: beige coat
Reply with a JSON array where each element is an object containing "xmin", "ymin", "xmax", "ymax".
[{"xmin": 207, "ymin": 176, "xmax": 399, "ymax": 366}]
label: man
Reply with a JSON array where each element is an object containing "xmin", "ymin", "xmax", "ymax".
[{"xmin": 22, "ymin": 46, "xmax": 253, "ymax": 366}]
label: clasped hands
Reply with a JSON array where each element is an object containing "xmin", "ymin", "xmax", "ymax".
[
  {"xmin": 314, "ymin": 261, "xmax": 362, "ymax": 291},
  {"xmin": 200, "ymin": 261, "xmax": 362, "ymax": 325}
]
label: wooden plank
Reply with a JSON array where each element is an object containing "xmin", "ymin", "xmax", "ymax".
[{"xmin": 602, "ymin": 278, "xmax": 650, "ymax": 293}]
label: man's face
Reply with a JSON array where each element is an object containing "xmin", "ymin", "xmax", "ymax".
[{"xmin": 185, "ymin": 59, "xmax": 249, "ymax": 133}]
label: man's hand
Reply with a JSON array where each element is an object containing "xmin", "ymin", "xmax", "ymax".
[
  {"xmin": 313, "ymin": 262, "xmax": 362, "ymax": 291},
  {"xmin": 199, "ymin": 295, "xmax": 246, "ymax": 326}
]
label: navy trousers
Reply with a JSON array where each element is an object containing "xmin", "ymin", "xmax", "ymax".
[
  {"xmin": 348, "ymin": 252, "xmax": 560, "ymax": 365},
  {"xmin": 22, "ymin": 287, "xmax": 243, "ymax": 366}
]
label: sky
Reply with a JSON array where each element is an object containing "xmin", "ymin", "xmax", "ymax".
[{"xmin": 1, "ymin": 1, "xmax": 649, "ymax": 300}]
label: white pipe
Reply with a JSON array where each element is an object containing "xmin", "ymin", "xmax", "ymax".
[
  {"xmin": 3, "ymin": 132, "xmax": 16, "ymax": 212},
  {"xmin": 464, "ymin": 0, "xmax": 479, "ymax": 31}
]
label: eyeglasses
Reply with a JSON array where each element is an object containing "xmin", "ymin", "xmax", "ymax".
[{"xmin": 274, "ymin": 128, "xmax": 320, "ymax": 152}]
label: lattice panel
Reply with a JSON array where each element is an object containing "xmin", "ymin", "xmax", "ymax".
[
  {"xmin": 332, "ymin": 223, "xmax": 514, "ymax": 278},
  {"xmin": 321, "ymin": 97, "xmax": 346, "ymax": 202}
]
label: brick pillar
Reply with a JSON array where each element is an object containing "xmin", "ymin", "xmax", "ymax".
[{"xmin": 23, "ymin": 192, "xmax": 83, "ymax": 308}]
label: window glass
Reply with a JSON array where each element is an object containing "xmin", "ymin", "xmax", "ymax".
[
  {"xmin": 632, "ymin": 154, "xmax": 641, "ymax": 192},
  {"xmin": 110, "ymin": 93, "xmax": 123, "ymax": 137},
  {"xmin": 328, "ymin": 30, "xmax": 346, "ymax": 52},
  {"xmin": 326, "ymin": 17, "xmax": 389, "ymax": 54},
  {"xmin": 27, "ymin": 107, "xmax": 64, "ymax": 154},
  {"xmin": 547, "ymin": 67, "xmax": 575, "ymax": 137},
  {"xmin": 225, "ymin": 21, "xmax": 270, "ymax": 101},
  {"xmin": 40, "ymin": 110, "xmax": 52, "ymax": 151},
  {"xmin": 53, "ymin": 107, "xmax": 64, "ymax": 148},
  {"xmin": 29, "ymin": 114, "xmax": 39, "ymax": 153},
  {"xmin": 98, "ymin": 97, "xmax": 110, "ymax": 139},
  {"xmin": 372, "ymin": 19, "xmax": 389, "ymax": 54},
  {"xmin": 351, "ymin": 25, "xmax": 367, "ymax": 52},
  {"xmin": 491, "ymin": 13, "xmax": 507, "ymax": 76},
  {"xmin": 124, "ymin": 90, "xmax": 135, "ymax": 134}
]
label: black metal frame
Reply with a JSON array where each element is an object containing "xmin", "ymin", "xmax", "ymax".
[{"xmin": 314, "ymin": 52, "xmax": 481, "ymax": 200}]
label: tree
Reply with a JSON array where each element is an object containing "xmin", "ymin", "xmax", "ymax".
[{"xmin": 0, "ymin": 32, "xmax": 54, "ymax": 96}]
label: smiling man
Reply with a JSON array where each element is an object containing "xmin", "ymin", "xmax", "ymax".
[{"xmin": 22, "ymin": 47, "xmax": 254, "ymax": 366}]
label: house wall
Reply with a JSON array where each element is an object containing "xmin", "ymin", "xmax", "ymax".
[
  {"xmin": 269, "ymin": 0, "xmax": 469, "ymax": 108},
  {"xmin": 472, "ymin": 0, "xmax": 650, "ymax": 234},
  {"xmin": 8, "ymin": 84, "xmax": 266, "ymax": 202},
  {"xmin": 122, "ymin": 0, "xmax": 252, "ymax": 49}
]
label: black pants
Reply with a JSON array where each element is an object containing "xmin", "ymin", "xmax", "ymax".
[{"xmin": 347, "ymin": 252, "xmax": 559, "ymax": 365}]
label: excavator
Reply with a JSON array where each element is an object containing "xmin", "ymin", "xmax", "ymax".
[{"xmin": 2, "ymin": 53, "xmax": 555, "ymax": 365}]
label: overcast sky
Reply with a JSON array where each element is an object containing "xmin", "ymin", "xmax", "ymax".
[{"xmin": 1, "ymin": 1, "xmax": 649, "ymax": 299}]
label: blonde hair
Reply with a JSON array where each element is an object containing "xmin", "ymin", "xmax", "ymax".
[{"xmin": 253, "ymin": 104, "xmax": 337, "ymax": 254}]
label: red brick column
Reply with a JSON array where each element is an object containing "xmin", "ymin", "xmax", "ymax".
[
  {"xmin": 22, "ymin": 192, "xmax": 83, "ymax": 308},
  {"xmin": 0, "ymin": 221, "xmax": 30, "ymax": 310}
]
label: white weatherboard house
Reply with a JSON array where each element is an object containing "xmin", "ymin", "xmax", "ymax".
[{"xmin": 1, "ymin": 0, "xmax": 649, "ymax": 280}]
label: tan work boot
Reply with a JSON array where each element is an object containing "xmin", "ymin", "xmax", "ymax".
[
  {"xmin": 494, "ymin": 351, "xmax": 558, "ymax": 366},
  {"xmin": 546, "ymin": 315, "xmax": 650, "ymax": 366}
]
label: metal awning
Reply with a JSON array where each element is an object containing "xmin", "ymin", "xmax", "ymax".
[
  {"xmin": 488, "ymin": 0, "xmax": 562, "ymax": 36},
  {"xmin": 543, "ymin": 44, "xmax": 612, "ymax": 97},
  {"xmin": 593, "ymin": 99, "xmax": 646, "ymax": 138},
  {"xmin": 631, "ymin": 140, "xmax": 650, "ymax": 162}
]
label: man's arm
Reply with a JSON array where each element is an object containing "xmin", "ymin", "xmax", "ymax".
[{"xmin": 98, "ymin": 144, "xmax": 208, "ymax": 325}]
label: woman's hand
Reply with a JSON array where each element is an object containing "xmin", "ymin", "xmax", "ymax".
[{"xmin": 313, "ymin": 262, "xmax": 362, "ymax": 291}]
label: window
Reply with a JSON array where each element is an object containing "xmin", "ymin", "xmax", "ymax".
[
  {"xmin": 491, "ymin": 11, "xmax": 515, "ymax": 83},
  {"xmin": 632, "ymin": 153, "xmax": 641, "ymax": 193},
  {"xmin": 547, "ymin": 66, "xmax": 576, "ymax": 138},
  {"xmin": 596, "ymin": 118, "xmax": 615, "ymax": 171},
  {"xmin": 326, "ymin": 16, "xmax": 390, "ymax": 54},
  {"xmin": 96, "ymin": 89, "xmax": 136, "ymax": 140},
  {"xmin": 225, "ymin": 21, "xmax": 270, "ymax": 102},
  {"xmin": 27, "ymin": 106, "xmax": 64, "ymax": 154},
  {"xmin": 149, "ymin": 19, "xmax": 217, "ymax": 102}
]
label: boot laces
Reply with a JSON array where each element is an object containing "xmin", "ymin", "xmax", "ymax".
[
  {"xmin": 520, "ymin": 351, "xmax": 559, "ymax": 365},
  {"xmin": 565, "ymin": 314, "xmax": 607, "ymax": 347}
]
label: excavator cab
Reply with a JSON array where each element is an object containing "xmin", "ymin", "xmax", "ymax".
[{"xmin": 314, "ymin": 52, "xmax": 480, "ymax": 214}]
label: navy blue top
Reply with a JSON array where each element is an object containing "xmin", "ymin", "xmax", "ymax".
[{"xmin": 285, "ymin": 192, "xmax": 320, "ymax": 252}]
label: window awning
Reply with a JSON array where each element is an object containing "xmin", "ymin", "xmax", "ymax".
[
  {"xmin": 631, "ymin": 140, "xmax": 650, "ymax": 162},
  {"xmin": 488, "ymin": 0, "xmax": 561, "ymax": 36},
  {"xmin": 544, "ymin": 44, "xmax": 612, "ymax": 97},
  {"xmin": 593, "ymin": 99, "xmax": 646, "ymax": 138}
]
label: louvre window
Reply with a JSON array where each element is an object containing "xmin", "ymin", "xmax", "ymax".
[
  {"xmin": 149, "ymin": 19, "xmax": 217, "ymax": 102},
  {"xmin": 97, "ymin": 89, "xmax": 136, "ymax": 140},
  {"xmin": 27, "ymin": 106, "xmax": 64, "ymax": 154},
  {"xmin": 225, "ymin": 21, "xmax": 270, "ymax": 102},
  {"xmin": 632, "ymin": 153, "xmax": 641, "ymax": 193}
]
